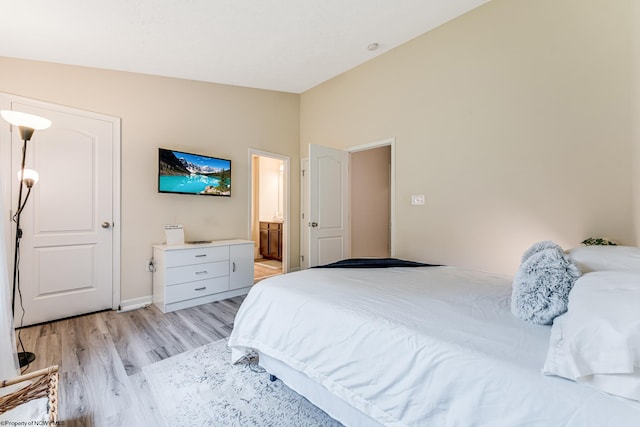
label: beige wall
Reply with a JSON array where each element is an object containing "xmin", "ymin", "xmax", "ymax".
[
  {"xmin": 301, "ymin": 0, "xmax": 638, "ymax": 275},
  {"xmin": 351, "ymin": 146, "xmax": 391, "ymax": 257},
  {"xmin": 0, "ymin": 57, "xmax": 300, "ymax": 303}
]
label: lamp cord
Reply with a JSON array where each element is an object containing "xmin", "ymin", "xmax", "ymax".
[{"xmin": 14, "ymin": 231, "xmax": 30, "ymax": 374}]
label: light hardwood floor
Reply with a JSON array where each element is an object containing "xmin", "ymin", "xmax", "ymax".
[
  {"xmin": 253, "ymin": 261, "xmax": 282, "ymax": 282},
  {"xmin": 15, "ymin": 296, "xmax": 244, "ymax": 427}
]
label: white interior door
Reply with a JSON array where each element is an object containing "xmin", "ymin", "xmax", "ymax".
[
  {"xmin": 308, "ymin": 144, "xmax": 349, "ymax": 267},
  {"xmin": 3, "ymin": 97, "xmax": 119, "ymax": 326}
]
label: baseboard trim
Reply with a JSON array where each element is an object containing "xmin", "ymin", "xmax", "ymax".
[{"xmin": 118, "ymin": 295, "xmax": 152, "ymax": 313}]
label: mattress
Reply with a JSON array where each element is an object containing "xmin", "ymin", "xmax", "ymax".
[{"xmin": 228, "ymin": 266, "xmax": 640, "ymax": 426}]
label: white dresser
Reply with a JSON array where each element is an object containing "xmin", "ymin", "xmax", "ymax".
[{"xmin": 152, "ymin": 239, "xmax": 254, "ymax": 313}]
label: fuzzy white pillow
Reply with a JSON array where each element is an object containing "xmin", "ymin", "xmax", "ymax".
[
  {"xmin": 543, "ymin": 271, "xmax": 640, "ymax": 401},
  {"xmin": 511, "ymin": 241, "xmax": 581, "ymax": 325}
]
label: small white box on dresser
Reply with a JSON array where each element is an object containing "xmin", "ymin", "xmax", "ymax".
[{"xmin": 152, "ymin": 239, "xmax": 254, "ymax": 313}]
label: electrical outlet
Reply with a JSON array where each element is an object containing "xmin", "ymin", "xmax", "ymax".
[{"xmin": 411, "ymin": 195, "xmax": 425, "ymax": 205}]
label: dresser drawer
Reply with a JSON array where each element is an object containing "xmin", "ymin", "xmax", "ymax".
[
  {"xmin": 165, "ymin": 246, "xmax": 229, "ymax": 267},
  {"xmin": 165, "ymin": 276, "xmax": 229, "ymax": 304},
  {"xmin": 165, "ymin": 261, "xmax": 228, "ymax": 286}
]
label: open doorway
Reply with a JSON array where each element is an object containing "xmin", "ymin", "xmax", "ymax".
[
  {"xmin": 350, "ymin": 144, "xmax": 392, "ymax": 257},
  {"xmin": 249, "ymin": 149, "xmax": 289, "ymax": 282}
]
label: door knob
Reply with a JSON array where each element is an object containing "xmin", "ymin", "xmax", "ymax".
[
  {"xmin": 309, "ymin": 222, "xmax": 318, "ymax": 228},
  {"xmin": 101, "ymin": 221, "xmax": 111, "ymax": 229}
]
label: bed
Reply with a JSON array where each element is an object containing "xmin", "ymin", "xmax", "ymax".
[{"xmin": 228, "ymin": 250, "xmax": 640, "ymax": 426}]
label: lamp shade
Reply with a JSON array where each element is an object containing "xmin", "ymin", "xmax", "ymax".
[
  {"xmin": 0, "ymin": 110, "xmax": 52, "ymax": 130},
  {"xmin": 18, "ymin": 168, "xmax": 39, "ymax": 188}
]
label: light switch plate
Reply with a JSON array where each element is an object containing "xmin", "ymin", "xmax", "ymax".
[{"xmin": 411, "ymin": 195, "xmax": 425, "ymax": 205}]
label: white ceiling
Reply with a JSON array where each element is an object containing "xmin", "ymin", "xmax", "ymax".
[{"xmin": 0, "ymin": 0, "xmax": 490, "ymax": 93}]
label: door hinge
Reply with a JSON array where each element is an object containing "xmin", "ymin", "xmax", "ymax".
[
  {"xmin": 301, "ymin": 255, "xmax": 304, "ymax": 262},
  {"xmin": 301, "ymin": 169, "xmax": 306, "ymax": 176}
]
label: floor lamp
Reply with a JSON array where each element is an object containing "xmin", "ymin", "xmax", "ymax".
[{"xmin": 0, "ymin": 110, "xmax": 52, "ymax": 368}]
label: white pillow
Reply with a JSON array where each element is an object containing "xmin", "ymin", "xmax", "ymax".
[
  {"xmin": 565, "ymin": 245, "xmax": 640, "ymax": 273},
  {"xmin": 543, "ymin": 271, "xmax": 640, "ymax": 401}
]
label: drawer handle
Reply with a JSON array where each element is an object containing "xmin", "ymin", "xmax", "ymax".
[
  {"xmin": 195, "ymin": 254, "xmax": 207, "ymax": 258},
  {"xmin": 195, "ymin": 270, "xmax": 208, "ymax": 275},
  {"xmin": 194, "ymin": 286, "xmax": 207, "ymax": 291},
  {"xmin": 232, "ymin": 262, "xmax": 236, "ymax": 272}
]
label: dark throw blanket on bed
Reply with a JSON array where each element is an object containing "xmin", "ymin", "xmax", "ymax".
[{"xmin": 314, "ymin": 258, "xmax": 440, "ymax": 268}]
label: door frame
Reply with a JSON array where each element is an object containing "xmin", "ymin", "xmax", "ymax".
[
  {"xmin": 247, "ymin": 148, "xmax": 289, "ymax": 273},
  {"xmin": 0, "ymin": 93, "xmax": 121, "ymax": 310},
  {"xmin": 300, "ymin": 158, "xmax": 309, "ymax": 270}
]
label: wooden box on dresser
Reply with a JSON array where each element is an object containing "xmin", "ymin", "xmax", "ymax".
[{"xmin": 152, "ymin": 239, "xmax": 254, "ymax": 313}]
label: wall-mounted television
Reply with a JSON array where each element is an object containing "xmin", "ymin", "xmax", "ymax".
[{"xmin": 158, "ymin": 148, "xmax": 231, "ymax": 196}]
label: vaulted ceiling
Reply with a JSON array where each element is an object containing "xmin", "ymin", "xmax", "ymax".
[{"xmin": 0, "ymin": 0, "xmax": 490, "ymax": 93}]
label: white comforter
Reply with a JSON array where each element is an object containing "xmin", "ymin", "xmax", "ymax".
[{"xmin": 228, "ymin": 266, "xmax": 640, "ymax": 427}]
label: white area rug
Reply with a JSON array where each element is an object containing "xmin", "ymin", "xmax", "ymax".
[{"xmin": 142, "ymin": 339, "xmax": 342, "ymax": 427}]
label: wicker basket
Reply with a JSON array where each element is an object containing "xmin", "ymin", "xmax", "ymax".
[{"xmin": 0, "ymin": 365, "xmax": 59, "ymax": 423}]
